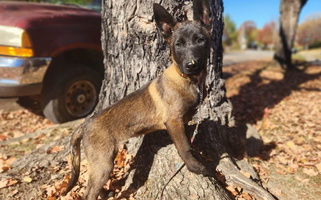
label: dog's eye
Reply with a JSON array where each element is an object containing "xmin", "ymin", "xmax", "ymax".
[
  {"xmin": 175, "ymin": 41, "xmax": 184, "ymax": 47},
  {"xmin": 196, "ymin": 37, "xmax": 206, "ymax": 44},
  {"xmin": 175, "ymin": 39, "xmax": 185, "ymax": 47}
]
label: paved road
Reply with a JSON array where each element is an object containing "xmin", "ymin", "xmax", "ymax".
[
  {"xmin": 223, "ymin": 50, "xmax": 273, "ymax": 66},
  {"xmin": 0, "ymin": 49, "xmax": 318, "ymax": 112},
  {"xmin": 0, "ymin": 96, "xmax": 39, "ymax": 112},
  {"xmin": 0, "ymin": 97, "xmax": 22, "ymax": 111}
]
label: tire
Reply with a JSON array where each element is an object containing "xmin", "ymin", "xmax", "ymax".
[{"xmin": 40, "ymin": 64, "xmax": 102, "ymax": 123}]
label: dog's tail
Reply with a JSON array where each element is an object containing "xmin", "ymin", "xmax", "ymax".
[{"xmin": 62, "ymin": 124, "xmax": 85, "ymax": 196}]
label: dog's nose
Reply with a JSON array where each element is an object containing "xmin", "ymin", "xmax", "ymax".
[{"xmin": 186, "ymin": 60, "xmax": 198, "ymax": 70}]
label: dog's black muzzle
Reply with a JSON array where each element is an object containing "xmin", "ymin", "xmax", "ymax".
[{"xmin": 181, "ymin": 59, "xmax": 205, "ymax": 75}]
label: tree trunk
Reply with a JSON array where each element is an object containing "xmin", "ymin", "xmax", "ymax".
[
  {"xmin": 99, "ymin": 0, "xmax": 276, "ymax": 199},
  {"xmin": 274, "ymin": 0, "xmax": 308, "ymax": 69}
]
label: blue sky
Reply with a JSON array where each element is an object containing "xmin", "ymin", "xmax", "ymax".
[{"xmin": 224, "ymin": 0, "xmax": 321, "ymax": 29}]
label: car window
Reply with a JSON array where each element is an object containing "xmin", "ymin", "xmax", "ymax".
[{"xmin": 9, "ymin": 0, "xmax": 102, "ymax": 12}]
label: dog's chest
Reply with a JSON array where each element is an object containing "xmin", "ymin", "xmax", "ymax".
[{"xmin": 182, "ymin": 83, "xmax": 201, "ymax": 108}]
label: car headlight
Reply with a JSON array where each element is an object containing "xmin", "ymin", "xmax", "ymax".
[{"xmin": 0, "ymin": 25, "xmax": 33, "ymax": 57}]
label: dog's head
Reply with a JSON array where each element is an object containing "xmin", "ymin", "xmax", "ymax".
[{"xmin": 153, "ymin": 0, "xmax": 212, "ymax": 76}]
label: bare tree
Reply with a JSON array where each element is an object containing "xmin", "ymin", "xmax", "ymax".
[
  {"xmin": 98, "ymin": 0, "xmax": 276, "ymax": 199},
  {"xmin": 274, "ymin": 0, "xmax": 308, "ymax": 69}
]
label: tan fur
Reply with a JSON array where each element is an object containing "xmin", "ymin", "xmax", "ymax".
[
  {"xmin": 63, "ymin": 1, "xmax": 212, "ymax": 199},
  {"xmin": 63, "ymin": 61, "xmax": 206, "ymax": 200}
]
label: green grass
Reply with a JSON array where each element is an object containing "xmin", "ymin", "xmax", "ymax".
[{"xmin": 292, "ymin": 54, "xmax": 306, "ymax": 62}]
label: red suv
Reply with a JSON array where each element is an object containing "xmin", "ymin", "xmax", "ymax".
[{"xmin": 0, "ymin": 0, "xmax": 104, "ymax": 123}]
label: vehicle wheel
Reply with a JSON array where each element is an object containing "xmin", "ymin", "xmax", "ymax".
[{"xmin": 40, "ymin": 65, "xmax": 102, "ymax": 123}]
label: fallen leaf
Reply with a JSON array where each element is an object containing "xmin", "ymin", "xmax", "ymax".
[
  {"xmin": 314, "ymin": 135, "xmax": 321, "ymax": 142},
  {"xmin": 0, "ymin": 179, "xmax": 8, "ymax": 189},
  {"xmin": 286, "ymin": 141, "xmax": 297, "ymax": 153},
  {"xmin": 294, "ymin": 136, "xmax": 304, "ymax": 145},
  {"xmin": 7, "ymin": 179, "xmax": 19, "ymax": 187},
  {"xmin": 5, "ymin": 156, "xmax": 16, "ymax": 165},
  {"xmin": 226, "ymin": 185, "xmax": 238, "ymax": 196},
  {"xmin": 315, "ymin": 162, "xmax": 321, "ymax": 173},
  {"xmin": 115, "ymin": 149, "xmax": 127, "ymax": 168},
  {"xmin": 295, "ymin": 175, "xmax": 309, "ymax": 183},
  {"xmin": 44, "ymin": 185, "xmax": 56, "ymax": 197},
  {"xmin": 0, "ymin": 178, "xmax": 19, "ymax": 189},
  {"xmin": 22, "ymin": 176, "xmax": 33, "ymax": 183},
  {"xmin": 0, "ymin": 134, "xmax": 7, "ymax": 141},
  {"xmin": 276, "ymin": 169, "xmax": 286, "ymax": 175},
  {"xmin": 47, "ymin": 146, "xmax": 64, "ymax": 154},
  {"xmin": 303, "ymin": 168, "xmax": 318, "ymax": 177},
  {"xmin": 1, "ymin": 166, "xmax": 10, "ymax": 173},
  {"xmin": 20, "ymin": 138, "xmax": 30, "ymax": 143},
  {"xmin": 55, "ymin": 174, "xmax": 70, "ymax": 195}
]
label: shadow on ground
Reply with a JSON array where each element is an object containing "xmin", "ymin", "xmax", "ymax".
[
  {"xmin": 223, "ymin": 61, "xmax": 321, "ymax": 161},
  {"xmin": 16, "ymin": 96, "xmax": 43, "ymax": 116},
  {"xmin": 227, "ymin": 61, "xmax": 321, "ymax": 124}
]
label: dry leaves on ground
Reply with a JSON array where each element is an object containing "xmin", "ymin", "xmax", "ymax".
[
  {"xmin": 224, "ymin": 61, "xmax": 321, "ymax": 199},
  {"xmin": 0, "ymin": 108, "xmax": 52, "ymax": 142},
  {"xmin": 1, "ymin": 60, "xmax": 321, "ymax": 200}
]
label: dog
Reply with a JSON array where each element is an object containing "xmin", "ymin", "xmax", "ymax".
[{"xmin": 63, "ymin": 0, "xmax": 212, "ymax": 199}]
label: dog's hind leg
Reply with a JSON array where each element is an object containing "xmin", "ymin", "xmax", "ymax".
[{"xmin": 83, "ymin": 145, "xmax": 118, "ymax": 200}]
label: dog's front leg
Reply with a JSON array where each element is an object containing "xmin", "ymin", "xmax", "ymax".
[{"xmin": 165, "ymin": 118, "xmax": 207, "ymax": 175}]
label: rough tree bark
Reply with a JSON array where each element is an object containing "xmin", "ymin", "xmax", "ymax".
[
  {"xmin": 274, "ymin": 0, "xmax": 308, "ymax": 69},
  {"xmin": 98, "ymin": 0, "xmax": 276, "ymax": 199}
]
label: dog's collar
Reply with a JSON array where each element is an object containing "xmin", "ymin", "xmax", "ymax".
[
  {"xmin": 181, "ymin": 70, "xmax": 206, "ymax": 85},
  {"xmin": 172, "ymin": 62, "xmax": 189, "ymax": 79},
  {"xmin": 179, "ymin": 72, "xmax": 188, "ymax": 79}
]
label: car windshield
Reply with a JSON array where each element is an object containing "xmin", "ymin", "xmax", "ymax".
[{"xmin": 10, "ymin": 0, "xmax": 102, "ymax": 12}]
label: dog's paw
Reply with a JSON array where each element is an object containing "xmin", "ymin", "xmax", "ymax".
[{"xmin": 185, "ymin": 161, "xmax": 208, "ymax": 175}]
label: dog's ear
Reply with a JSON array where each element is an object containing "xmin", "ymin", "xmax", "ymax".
[
  {"xmin": 193, "ymin": 0, "xmax": 213, "ymax": 30},
  {"xmin": 153, "ymin": 3, "xmax": 176, "ymax": 39}
]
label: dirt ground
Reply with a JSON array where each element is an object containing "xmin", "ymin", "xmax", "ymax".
[{"xmin": 0, "ymin": 59, "xmax": 321, "ymax": 200}]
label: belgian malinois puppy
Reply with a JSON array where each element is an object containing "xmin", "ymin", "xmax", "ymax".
[{"xmin": 63, "ymin": 0, "xmax": 212, "ymax": 199}]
